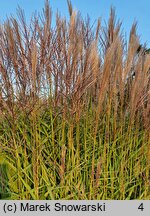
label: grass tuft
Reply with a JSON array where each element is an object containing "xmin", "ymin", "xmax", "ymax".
[{"xmin": 0, "ymin": 1, "xmax": 150, "ymax": 200}]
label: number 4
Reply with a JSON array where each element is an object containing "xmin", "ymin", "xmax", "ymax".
[{"xmin": 138, "ymin": 203, "xmax": 144, "ymax": 211}]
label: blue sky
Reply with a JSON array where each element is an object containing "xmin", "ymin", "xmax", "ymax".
[{"xmin": 0, "ymin": 0, "xmax": 150, "ymax": 47}]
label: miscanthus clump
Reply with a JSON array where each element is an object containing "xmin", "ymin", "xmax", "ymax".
[{"xmin": 0, "ymin": 0, "xmax": 149, "ymax": 199}]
